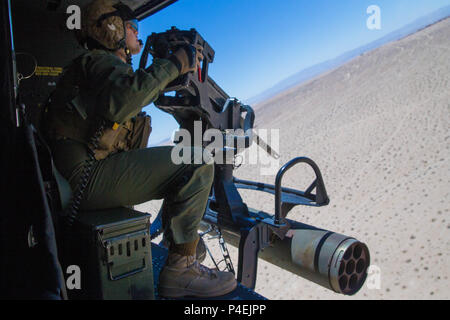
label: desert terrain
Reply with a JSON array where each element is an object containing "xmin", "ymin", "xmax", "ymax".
[{"xmin": 137, "ymin": 18, "xmax": 450, "ymax": 299}]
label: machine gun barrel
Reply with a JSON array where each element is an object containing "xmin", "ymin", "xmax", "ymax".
[{"xmin": 201, "ymin": 212, "xmax": 370, "ymax": 296}]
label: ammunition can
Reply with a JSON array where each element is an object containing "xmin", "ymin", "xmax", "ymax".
[{"xmin": 62, "ymin": 207, "xmax": 154, "ymax": 300}]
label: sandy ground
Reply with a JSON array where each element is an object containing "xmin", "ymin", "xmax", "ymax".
[{"xmin": 136, "ymin": 18, "xmax": 450, "ymax": 299}]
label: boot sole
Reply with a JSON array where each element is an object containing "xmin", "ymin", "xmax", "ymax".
[{"xmin": 159, "ymin": 280, "xmax": 238, "ymax": 298}]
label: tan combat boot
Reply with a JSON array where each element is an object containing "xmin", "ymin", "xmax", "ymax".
[{"xmin": 158, "ymin": 252, "xmax": 237, "ymax": 298}]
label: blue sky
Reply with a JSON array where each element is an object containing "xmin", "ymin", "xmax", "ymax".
[{"xmin": 132, "ymin": 0, "xmax": 450, "ymax": 144}]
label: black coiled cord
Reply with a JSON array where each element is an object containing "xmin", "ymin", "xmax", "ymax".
[{"xmin": 64, "ymin": 121, "xmax": 105, "ymax": 228}]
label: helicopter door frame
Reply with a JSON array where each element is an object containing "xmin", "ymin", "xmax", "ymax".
[{"xmin": 1, "ymin": 0, "xmax": 17, "ymax": 127}]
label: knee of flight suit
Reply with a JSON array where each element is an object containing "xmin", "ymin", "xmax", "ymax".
[
  {"xmin": 170, "ymin": 145, "xmax": 214, "ymax": 166},
  {"xmin": 196, "ymin": 159, "xmax": 214, "ymax": 186},
  {"xmin": 191, "ymin": 146, "xmax": 214, "ymax": 183},
  {"xmin": 167, "ymin": 146, "xmax": 215, "ymax": 198}
]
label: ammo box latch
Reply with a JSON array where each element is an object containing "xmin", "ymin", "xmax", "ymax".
[{"xmin": 100, "ymin": 229, "xmax": 150, "ymax": 281}]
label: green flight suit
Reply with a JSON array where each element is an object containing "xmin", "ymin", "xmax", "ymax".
[{"xmin": 48, "ymin": 49, "xmax": 214, "ymax": 245}]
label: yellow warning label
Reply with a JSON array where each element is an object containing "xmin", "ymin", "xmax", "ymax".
[{"xmin": 35, "ymin": 66, "xmax": 63, "ymax": 77}]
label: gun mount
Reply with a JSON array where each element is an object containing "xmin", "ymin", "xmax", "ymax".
[{"xmin": 141, "ymin": 27, "xmax": 371, "ymax": 295}]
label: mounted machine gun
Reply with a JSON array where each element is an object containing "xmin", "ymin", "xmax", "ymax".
[{"xmin": 141, "ymin": 27, "xmax": 371, "ymax": 295}]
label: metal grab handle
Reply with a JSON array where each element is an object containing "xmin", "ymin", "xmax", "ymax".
[
  {"xmin": 107, "ymin": 259, "xmax": 146, "ymax": 281},
  {"xmin": 274, "ymin": 157, "xmax": 329, "ymax": 225}
]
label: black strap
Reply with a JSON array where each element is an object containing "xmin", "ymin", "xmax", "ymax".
[{"xmin": 96, "ymin": 3, "xmax": 136, "ymax": 27}]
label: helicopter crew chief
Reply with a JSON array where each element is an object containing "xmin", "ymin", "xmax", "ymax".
[{"xmin": 43, "ymin": 0, "xmax": 236, "ymax": 298}]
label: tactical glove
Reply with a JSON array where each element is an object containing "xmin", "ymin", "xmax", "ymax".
[{"xmin": 170, "ymin": 44, "xmax": 203, "ymax": 75}]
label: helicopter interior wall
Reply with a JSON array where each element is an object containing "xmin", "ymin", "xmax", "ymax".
[
  {"xmin": 0, "ymin": 0, "xmax": 68, "ymax": 299},
  {"xmin": 11, "ymin": 0, "xmax": 89, "ymax": 127}
]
